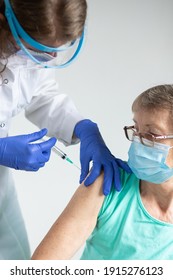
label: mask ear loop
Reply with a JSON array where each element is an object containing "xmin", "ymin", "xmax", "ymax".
[{"xmin": 4, "ymin": 0, "xmax": 85, "ymax": 68}]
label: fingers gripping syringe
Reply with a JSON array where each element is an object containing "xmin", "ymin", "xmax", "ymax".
[{"xmin": 43, "ymin": 137, "xmax": 81, "ymax": 170}]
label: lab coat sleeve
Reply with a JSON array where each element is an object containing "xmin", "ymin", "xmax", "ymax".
[{"xmin": 24, "ymin": 68, "xmax": 84, "ymax": 146}]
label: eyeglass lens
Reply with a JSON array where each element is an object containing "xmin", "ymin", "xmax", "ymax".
[{"xmin": 126, "ymin": 127, "xmax": 154, "ymax": 146}]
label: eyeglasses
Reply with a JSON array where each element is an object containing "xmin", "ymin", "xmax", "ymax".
[{"xmin": 123, "ymin": 125, "xmax": 173, "ymax": 147}]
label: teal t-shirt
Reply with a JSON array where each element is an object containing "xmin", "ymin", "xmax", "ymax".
[{"xmin": 80, "ymin": 170, "xmax": 173, "ymax": 260}]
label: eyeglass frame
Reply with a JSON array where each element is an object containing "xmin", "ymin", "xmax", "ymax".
[{"xmin": 123, "ymin": 125, "xmax": 173, "ymax": 146}]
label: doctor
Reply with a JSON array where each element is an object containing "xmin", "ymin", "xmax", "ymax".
[{"xmin": 0, "ymin": 0, "xmax": 130, "ymax": 259}]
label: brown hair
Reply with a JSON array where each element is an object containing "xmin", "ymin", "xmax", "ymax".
[
  {"xmin": 0, "ymin": 0, "xmax": 87, "ymax": 59},
  {"xmin": 132, "ymin": 84, "xmax": 173, "ymax": 118}
]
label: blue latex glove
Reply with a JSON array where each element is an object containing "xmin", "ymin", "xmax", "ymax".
[
  {"xmin": 0, "ymin": 128, "xmax": 56, "ymax": 171},
  {"xmin": 74, "ymin": 119, "xmax": 131, "ymax": 195}
]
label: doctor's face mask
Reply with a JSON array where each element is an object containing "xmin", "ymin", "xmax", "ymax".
[{"xmin": 4, "ymin": 0, "xmax": 86, "ymax": 68}]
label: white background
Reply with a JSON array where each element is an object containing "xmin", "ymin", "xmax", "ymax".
[{"xmin": 10, "ymin": 0, "xmax": 173, "ymax": 259}]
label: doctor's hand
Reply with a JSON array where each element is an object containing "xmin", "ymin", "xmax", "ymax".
[
  {"xmin": 0, "ymin": 128, "xmax": 56, "ymax": 171},
  {"xmin": 74, "ymin": 119, "xmax": 132, "ymax": 196}
]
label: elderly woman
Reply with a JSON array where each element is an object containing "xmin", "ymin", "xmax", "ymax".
[{"xmin": 32, "ymin": 84, "xmax": 173, "ymax": 260}]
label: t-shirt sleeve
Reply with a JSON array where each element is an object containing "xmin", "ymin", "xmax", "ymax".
[{"xmin": 98, "ymin": 168, "xmax": 137, "ymax": 218}]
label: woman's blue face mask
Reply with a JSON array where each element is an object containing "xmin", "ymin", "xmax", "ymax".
[
  {"xmin": 4, "ymin": 0, "xmax": 85, "ymax": 68},
  {"xmin": 128, "ymin": 136, "xmax": 173, "ymax": 184}
]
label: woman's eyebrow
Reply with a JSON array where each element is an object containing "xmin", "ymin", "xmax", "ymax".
[
  {"xmin": 144, "ymin": 124, "xmax": 166, "ymax": 134},
  {"xmin": 132, "ymin": 120, "xmax": 166, "ymax": 133}
]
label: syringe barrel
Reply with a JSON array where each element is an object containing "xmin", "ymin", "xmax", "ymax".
[{"xmin": 52, "ymin": 146, "xmax": 67, "ymax": 159}]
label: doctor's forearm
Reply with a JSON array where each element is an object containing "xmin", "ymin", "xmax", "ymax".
[{"xmin": 31, "ymin": 174, "xmax": 104, "ymax": 260}]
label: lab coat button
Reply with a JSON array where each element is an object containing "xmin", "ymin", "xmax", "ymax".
[
  {"xmin": 3, "ymin": 79, "xmax": 8, "ymax": 84},
  {"xmin": 0, "ymin": 123, "xmax": 5, "ymax": 128}
]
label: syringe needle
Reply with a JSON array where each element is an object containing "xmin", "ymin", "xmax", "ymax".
[
  {"xmin": 65, "ymin": 157, "xmax": 81, "ymax": 170},
  {"xmin": 52, "ymin": 143, "xmax": 81, "ymax": 170},
  {"xmin": 42, "ymin": 136, "xmax": 80, "ymax": 170},
  {"xmin": 72, "ymin": 163, "xmax": 81, "ymax": 171}
]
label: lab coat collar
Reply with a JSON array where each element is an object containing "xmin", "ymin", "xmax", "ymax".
[
  {"xmin": 0, "ymin": 62, "xmax": 14, "ymax": 83},
  {"xmin": 0, "ymin": 53, "xmax": 37, "ymax": 69}
]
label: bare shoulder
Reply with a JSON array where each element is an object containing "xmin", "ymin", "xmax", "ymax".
[
  {"xmin": 73, "ymin": 172, "xmax": 105, "ymax": 201},
  {"xmin": 61, "ymin": 172, "xmax": 105, "ymax": 220}
]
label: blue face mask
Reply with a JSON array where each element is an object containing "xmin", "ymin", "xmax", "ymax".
[{"xmin": 128, "ymin": 136, "xmax": 173, "ymax": 184}]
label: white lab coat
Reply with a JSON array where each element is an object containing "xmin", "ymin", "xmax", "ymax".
[{"xmin": 0, "ymin": 54, "xmax": 84, "ymax": 259}]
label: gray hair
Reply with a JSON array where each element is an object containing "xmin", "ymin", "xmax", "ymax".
[{"xmin": 132, "ymin": 85, "xmax": 173, "ymax": 118}]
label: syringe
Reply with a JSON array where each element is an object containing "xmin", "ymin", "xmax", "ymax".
[
  {"xmin": 52, "ymin": 145, "xmax": 81, "ymax": 170},
  {"xmin": 42, "ymin": 136, "xmax": 80, "ymax": 170}
]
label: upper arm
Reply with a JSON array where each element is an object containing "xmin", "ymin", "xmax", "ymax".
[{"xmin": 31, "ymin": 173, "xmax": 105, "ymax": 260}]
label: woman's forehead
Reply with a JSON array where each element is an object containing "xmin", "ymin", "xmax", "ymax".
[{"xmin": 133, "ymin": 108, "xmax": 172, "ymax": 130}]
